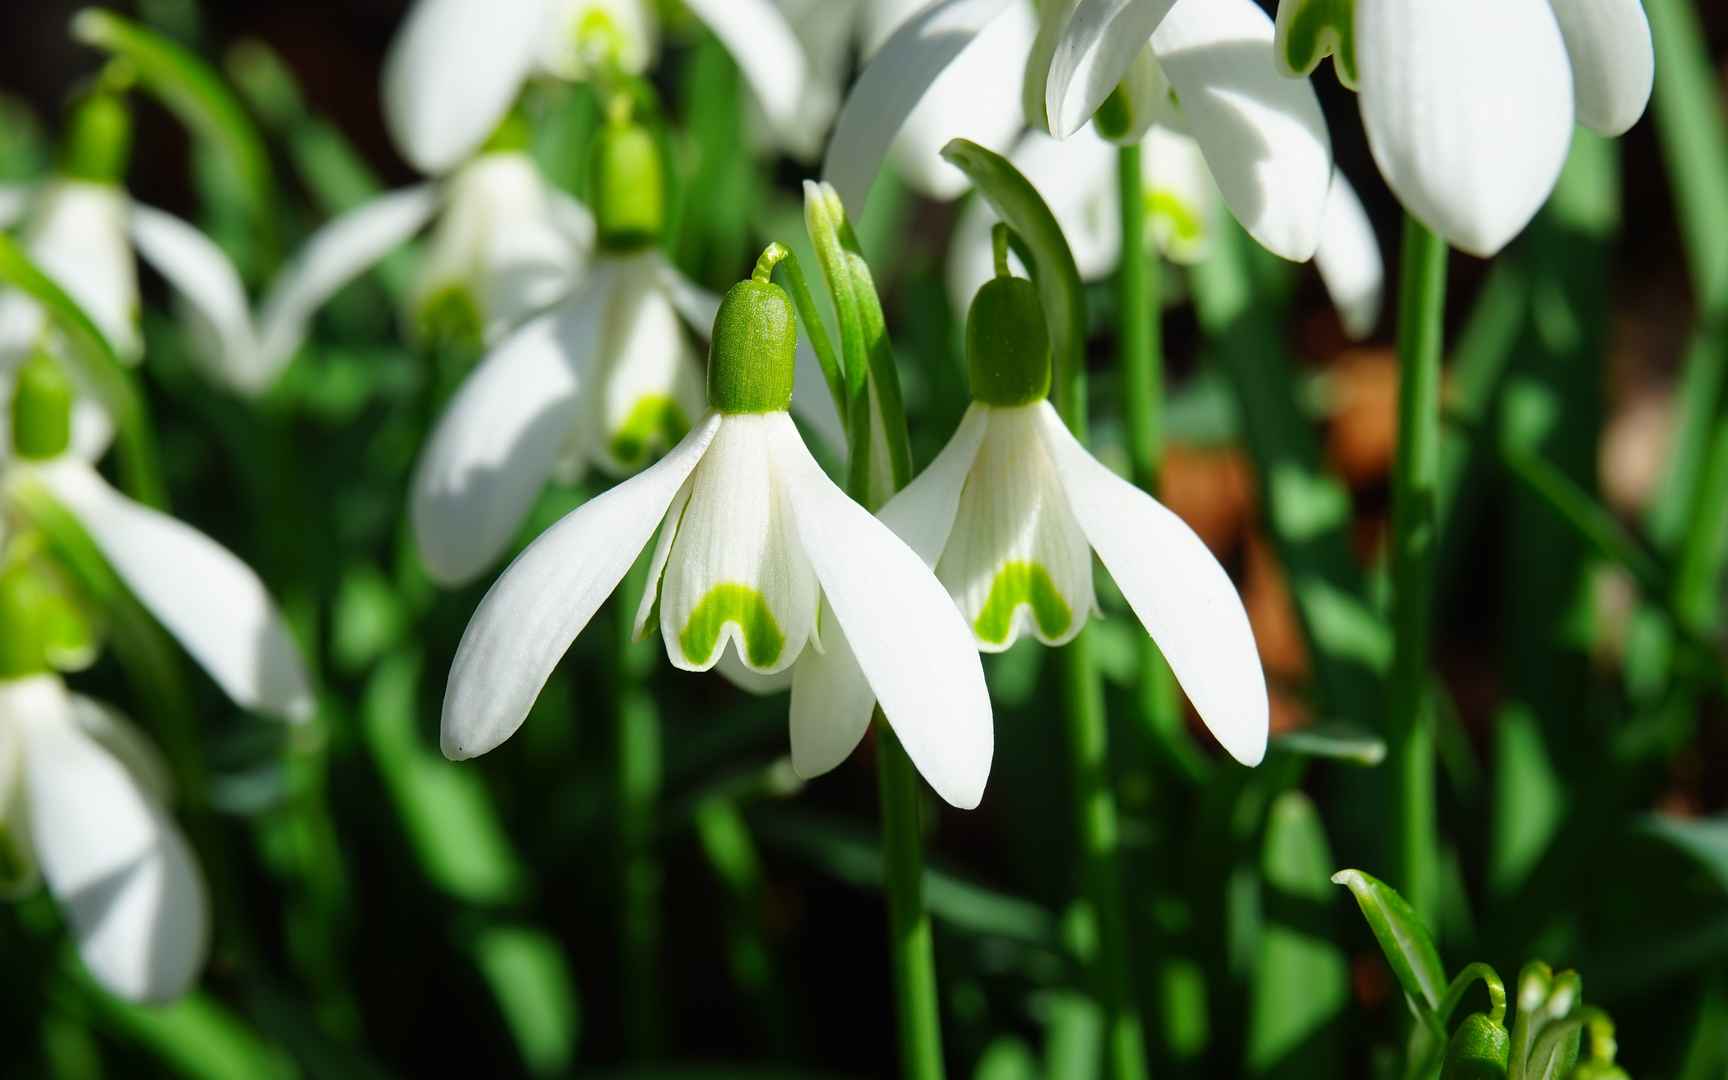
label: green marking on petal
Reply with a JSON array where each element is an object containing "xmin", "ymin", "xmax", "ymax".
[
  {"xmin": 974, "ymin": 561, "xmax": 1073, "ymax": 646},
  {"xmin": 1275, "ymin": 0, "xmax": 1357, "ymax": 89},
  {"xmin": 576, "ymin": 9, "xmax": 628, "ymax": 71},
  {"xmin": 679, "ymin": 583, "xmax": 786, "ymax": 669},
  {"xmin": 1147, "ymin": 189, "xmax": 1207, "ymax": 256},
  {"xmin": 610, "ymin": 394, "xmax": 690, "ymax": 468},
  {"xmin": 415, "ymin": 283, "xmax": 484, "ymax": 349}
]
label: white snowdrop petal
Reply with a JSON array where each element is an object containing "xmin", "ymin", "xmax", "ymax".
[
  {"xmin": 1151, "ymin": 0, "xmax": 1332, "ymax": 262},
  {"xmin": 129, "ymin": 205, "xmax": 262, "ymax": 394},
  {"xmin": 659, "ymin": 416, "xmax": 819, "ymax": 675},
  {"xmin": 1044, "ymin": 0, "xmax": 1180, "ymax": 138},
  {"xmin": 685, "ymin": 0, "xmax": 810, "ymax": 143},
  {"xmin": 68, "ymin": 695, "xmax": 175, "ymax": 805},
  {"xmin": 1034, "ymin": 402, "xmax": 1267, "ymax": 765},
  {"xmin": 441, "ymin": 414, "xmax": 722, "ymax": 760},
  {"xmin": 1314, "ymin": 170, "xmax": 1384, "ymax": 341},
  {"xmin": 632, "ymin": 476, "xmax": 694, "ymax": 641},
  {"xmin": 788, "ymin": 603, "xmax": 876, "ymax": 779},
  {"xmin": 935, "ymin": 406, "xmax": 1096, "ymax": 652},
  {"xmin": 381, "ymin": 0, "xmax": 543, "ymax": 174},
  {"xmin": 1142, "ymin": 124, "xmax": 1220, "ymax": 266},
  {"xmin": 1547, "ymin": 0, "xmax": 1653, "ymax": 137},
  {"xmin": 822, "ymin": 0, "xmax": 1017, "ymax": 216},
  {"xmin": 256, "ymin": 185, "xmax": 441, "ymax": 376},
  {"xmin": 1356, "ymin": 0, "xmax": 1573, "ymax": 257},
  {"xmin": 27, "ymin": 181, "xmax": 141, "ymax": 362},
  {"xmin": 772, "ymin": 415, "xmax": 993, "ymax": 809},
  {"xmin": 31, "ymin": 461, "xmax": 315, "ymax": 722},
  {"xmin": 878, "ymin": 403, "xmax": 992, "ymax": 567},
  {"xmin": 590, "ymin": 258, "xmax": 705, "ymax": 477},
  {"xmin": 18, "ymin": 678, "xmax": 209, "ymax": 1003},
  {"xmin": 715, "ymin": 642, "xmax": 797, "ymax": 696},
  {"xmin": 412, "ymin": 282, "xmax": 610, "ymax": 587},
  {"xmin": 0, "ymin": 183, "xmax": 31, "ymax": 229}
]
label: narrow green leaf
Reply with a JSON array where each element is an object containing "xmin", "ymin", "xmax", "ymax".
[
  {"xmin": 1634, "ymin": 815, "xmax": 1728, "ymax": 893},
  {"xmin": 1272, "ymin": 725, "xmax": 1387, "ymax": 766},
  {"xmin": 1331, "ymin": 868, "xmax": 1446, "ymax": 1013},
  {"xmin": 470, "ymin": 924, "xmax": 582, "ymax": 1077},
  {"xmin": 939, "ymin": 138, "xmax": 1086, "ymax": 429},
  {"xmin": 73, "ymin": 8, "xmax": 277, "ymax": 264},
  {"xmin": 1646, "ymin": 0, "xmax": 1728, "ymax": 313},
  {"xmin": 1247, "ymin": 792, "xmax": 1348, "ymax": 1077},
  {"xmin": 0, "ymin": 232, "xmax": 163, "ymax": 506},
  {"xmin": 79, "ymin": 979, "xmax": 294, "ymax": 1080}
]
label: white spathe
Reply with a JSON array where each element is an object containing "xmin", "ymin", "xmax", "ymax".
[
  {"xmin": 442, "ymin": 411, "xmax": 994, "ymax": 809},
  {"xmin": 829, "ymin": 400, "xmax": 1269, "ymax": 767},
  {"xmin": 383, "ymin": 0, "xmax": 810, "ymax": 175},
  {"xmin": 2, "ymin": 675, "xmax": 209, "ymax": 1003}
]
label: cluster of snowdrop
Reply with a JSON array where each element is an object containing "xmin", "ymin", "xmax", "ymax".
[{"xmin": 0, "ymin": 0, "xmax": 1656, "ymax": 1011}]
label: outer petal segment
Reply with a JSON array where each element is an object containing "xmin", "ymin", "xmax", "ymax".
[{"xmin": 1547, "ymin": 0, "xmax": 1653, "ymax": 137}]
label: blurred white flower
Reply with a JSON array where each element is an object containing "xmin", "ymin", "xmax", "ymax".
[
  {"xmin": 382, "ymin": 0, "xmax": 811, "ymax": 175},
  {"xmin": 949, "ymin": 127, "xmax": 1385, "ymax": 339},
  {"xmin": 826, "ymin": 0, "xmax": 1333, "ymax": 262},
  {"xmin": 439, "ymin": 279, "xmax": 993, "ymax": 808},
  {"xmin": 1275, "ymin": 0, "xmax": 1653, "ymax": 255},
  {"xmin": 0, "ymin": 675, "xmax": 208, "ymax": 1003}
]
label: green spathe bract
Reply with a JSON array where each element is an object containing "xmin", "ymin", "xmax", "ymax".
[
  {"xmin": 678, "ymin": 583, "xmax": 786, "ymax": 668},
  {"xmin": 707, "ymin": 279, "xmax": 796, "ymax": 415},
  {"xmin": 11, "ymin": 350, "xmax": 75, "ymax": 461},
  {"xmin": 592, "ymin": 120, "xmax": 665, "ymax": 252},
  {"xmin": 973, "ymin": 561, "xmax": 1072, "ymax": 645},
  {"xmin": 967, "ymin": 276, "xmax": 1052, "ymax": 408},
  {"xmin": 62, "ymin": 88, "xmax": 134, "ymax": 184}
]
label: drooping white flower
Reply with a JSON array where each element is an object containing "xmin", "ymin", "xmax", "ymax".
[
  {"xmin": 1275, "ymin": 0, "xmax": 1653, "ymax": 255},
  {"xmin": 0, "ymin": 675, "xmax": 208, "ymax": 1002},
  {"xmin": 949, "ymin": 127, "xmax": 1384, "ymax": 339},
  {"xmin": 0, "ymin": 355, "xmax": 314, "ymax": 722},
  {"xmin": 441, "ymin": 273, "xmax": 993, "ymax": 808},
  {"xmin": 799, "ymin": 269, "xmax": 1269, "ymax": 768},
  {"xmin": 826, "ymin": 0, "xmax": 1333, "ymax": 262},
  {"xmin": 382, "ymin": 0, "xmax": 811, "ymax": 175}
]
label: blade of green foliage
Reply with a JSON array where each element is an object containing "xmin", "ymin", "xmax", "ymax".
[
  {"xmin": 76, "ymin": 975, "xmax": 293, "ymax": 1080},
  {"xmin": 0, "ymin": 232, "xmax": 163, "ymax": 506},
  {"xmin": 1635, "ymin": 815, "xmax": 1728, "ymax": 893},
  {"xmin": 1647, "ymin": 0, "xmax": 1728, "ymax": 312},
  {"xmin": 471, "ymin": 924, "xmax": 581, "ymax": 1076},
  {"xmin": 1247, "ymin": 793, "xmax": 1347, "ymax": 1077},
  {"xmin": 939, "ymin": 139, "xmax": 1085, "ymax": 428},
  {"xmin": 1331, "ymin": 869, "xmax": 1445, "ymax": 1014},
  {"xmin": 72, "ymin": 8, "xmax": 277, "ymax": 264},
  {"xmin": 1271, "ymin": 726, "xmax": 1387, "ymax": 767}
]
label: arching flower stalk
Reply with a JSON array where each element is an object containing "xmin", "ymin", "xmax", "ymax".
[
  {"xmin": 1274, "ymin": 0, "xmax": 1654, "ymax": 255},
  {"xmin": 826, "ymin": 0, "xmax": 1334, "ymax": 263},
  {"xmin": 440, "ymin": 252, "xmax": 994, "ymax": 810}
]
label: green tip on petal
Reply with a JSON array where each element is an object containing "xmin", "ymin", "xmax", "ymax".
[
  {"xmin": 591, "ymin": 117, "xmax": 666, "ymax": 252},
  {"xmin": 11, "ymin": 350, "xmax": 75, "ymax": 461},
  {"xmin": 414, "ymin": 284, "xmax": 485, "ymax": 350},
  {"xmin": 609, "ymin": 394, "xmax": 690, "ymax": 468},
  {"xmin": 679, "ymin": 583, "xmax": 786, "ymax": 668},
  {"xmin": 707, "ymin": 278, "xmax": 796, "ymax": 415},
  {"xmin": 974, "ymin": 561, "xmax": 1072, "ymax": 646},
  {"xmin": 966, "ymin": 276, "xmax": 1051, "ymax": 407},
  {"xmin": 1274, "ymin": 0, "xmax": 1358, "ymax": 89},
  {"xmin": 61, "ymin": 86, "xmax": 133, "ymax": 184}
]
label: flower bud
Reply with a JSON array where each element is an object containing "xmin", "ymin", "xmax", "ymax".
[
  {"xmin": 967, "ymin": 276, "xmax": 1051, "ymax": 407},
  {"xmin": 591, "ymin": 119, "xmax": 665, "ymax": 253},
  {"xmin": 1440, "ymin": 1013, "xmax": 1511, "ymax": 1080},
  {"xmin": 11, "ymin": 350, "xmax": 75, "ymax": 461},
  {"xmin": 707, "ymin": 279, "xmax": 795, "ymax": 415},
  {"xmin": 61, "ymin": 89, "xmax": 133, "ymax": 185}
]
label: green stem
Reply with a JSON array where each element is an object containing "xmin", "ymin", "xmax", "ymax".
[
  {"xmin": 615, "ymin": 560, "xmax": 663, "ymax": 1059},
  {"xmin": 1116, "ymin": 145, "xmax": 1196, "ymax": 786},
  {"xmin": 1387, "ymin": 215, "xmax": 1448, "ymax": 920},
  {"xmin": 877, "ymin": 727, "xmax": 946, "ymax": 1079}
]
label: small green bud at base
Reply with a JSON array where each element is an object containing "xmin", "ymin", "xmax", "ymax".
[
  {"xmin": 61, "ymin": 90, "xmax": 133, "ymax": 184},
  {"xmin": 708, "ymin": 280, "xmax": 796, "ymax": 414},
  {"xmin": 11, "ymin": 351, "xmax": 75, "ymax": 461},
  {"xmin": 1439, "ymin": 1014, "xmax": 1510, "ymax": 1080},
  {"xmin": 967, "ymin": 277, "xmax": 1051, "ymax": 407},
  {"xmin": 591, "ymin": 122, "xmax": 666, "ymax": 253}
]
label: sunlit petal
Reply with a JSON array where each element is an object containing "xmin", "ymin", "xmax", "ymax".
[
  {"xmin": 1043, "ymin": 0, "xmax": 1179, "ymax": 139},
  {"xmin": 1314, "ymin": 170, "xmax": 1384, "ymax": 341},
  {"xmin": 1547, "ymin": 0, "xmax": 1653, "ymax": 137},
  {"xmin": 129, "ymin": 205, "xmax": 263, "ymax": 394}
]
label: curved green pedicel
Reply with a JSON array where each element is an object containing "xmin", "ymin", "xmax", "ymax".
[
  {"xmin": 679, "ymin": 583, "xmax": 786, "ymax": 669},
  {"xmin": 609, "ymin": 394, "xmax": 690, "ymax": 468},
  {"xmin": 973, "ymin": 561, "xmax": 1073, "ymax": 646},
  {"xmin": 1277, "ymin": 0, "xmax": 1358, "ymax": 89}
]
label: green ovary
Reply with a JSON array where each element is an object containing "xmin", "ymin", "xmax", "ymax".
[
  {"xmin": 973, "ymin": 561, "xmax": 1073, "ymax": 646},
  {"xmin": 610, "ymin": 395, "xmax": 690, "ymax": 467},
  {"xmin": 679, "ymin": 583, "xmax": 786, "ymax": 669}
]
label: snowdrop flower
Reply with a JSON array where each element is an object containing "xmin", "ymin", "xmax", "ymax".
[
  {"xmin": 804, "ymin": 262, "xmax": 1268, "ymax": 767},
  {"xmin": 1274, "ymin": 0, "xmax": 1653, "ymax": 255},
  {"xmin": 441, "ymin": 263, "xmax": 994, "ymax": 808},
  {"xmin": 0, "ymin": 351, "xmax": 314, "ymax": 723},
  {"xmin": 950, "ymin": 126, "xmax": 1384, "ymax": 339},
  {"xmin": 382, "ymin": 0, "xmax": 811, "ymax": 175},
  {"xmin": 828, "ymin": 0, "xmax": 1333, "ymax": 262},
  {"xmin": 0, "ymin": 673, "xmax": 207, "ymax": 1002}
]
